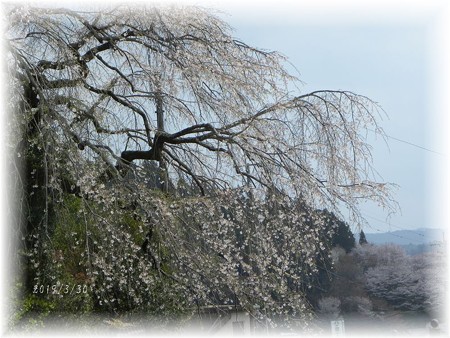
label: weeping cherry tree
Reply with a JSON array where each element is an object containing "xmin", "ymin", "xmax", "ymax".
[{"xmin": 5, "ymin": 4, "xmax": 397, "ymax": 328}]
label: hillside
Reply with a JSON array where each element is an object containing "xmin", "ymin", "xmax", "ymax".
[{"xmin": 355, "ymin": 228, "xmax": 446, "ymax": 246}]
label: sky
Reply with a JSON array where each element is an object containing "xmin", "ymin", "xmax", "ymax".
[
  {"xmin": 202, "ymin": 0, "xmax": 450, "ymax": 233},
  {"xmin": 0, "ymin": 0, "xmax": 448, "ymax": 235}
]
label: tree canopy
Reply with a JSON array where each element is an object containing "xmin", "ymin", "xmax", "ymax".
[
  {"xmin": 6, "ymin": 4, "xmax": 398, "ymax": 330},
  {"xmin": 7, "ymin": 4, "xmax": 396, "ymax": 215}
]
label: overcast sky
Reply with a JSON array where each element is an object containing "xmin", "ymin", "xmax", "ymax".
[{"xmin": 204, "ymin": 0, "xmax": 450, "ymax": 234}]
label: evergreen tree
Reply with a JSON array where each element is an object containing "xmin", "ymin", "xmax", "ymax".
[
  {"xmin": 359, "ymin": 230, "xmax": 368, "ymax": 245},
  {"xmin": 332, "ymin": 218, "xmax": 356, "ymax": 253}
]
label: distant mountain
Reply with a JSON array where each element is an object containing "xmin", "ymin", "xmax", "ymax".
[{"xmin": 355, "ymin": 228, "xmax": 445, "ymax": 246}]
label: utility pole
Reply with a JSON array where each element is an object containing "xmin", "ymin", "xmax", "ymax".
[{"xmin": 155, "ymin": 89, "xmax": 168, "ymax": 192}]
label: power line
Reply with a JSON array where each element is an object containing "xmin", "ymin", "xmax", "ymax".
[
  {"xmin": 384, "ymin": 133, "xmax": 445, "ymax": 156},
  {"xmin": 359, "ymin": 209, "xmax": 446, "ymax": 245},
  {"xmin": 368, "ymin": 128, "xmax": 445, "ymax": 156},
  {"xmin": 361, "ymin": 212, "xmax": 425, "ymax": 237},
  {"xmin": 356, "ymin": 213, "xmax": 426, "ymax": 244},
  {"xmin": 365, "ymin": 226, "xmax": 423, "ymax": 244}
]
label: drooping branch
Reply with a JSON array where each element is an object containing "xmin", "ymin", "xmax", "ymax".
[{"xmin": 7, "ymin": 4, "xmax": 398, "ymax": 222}]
